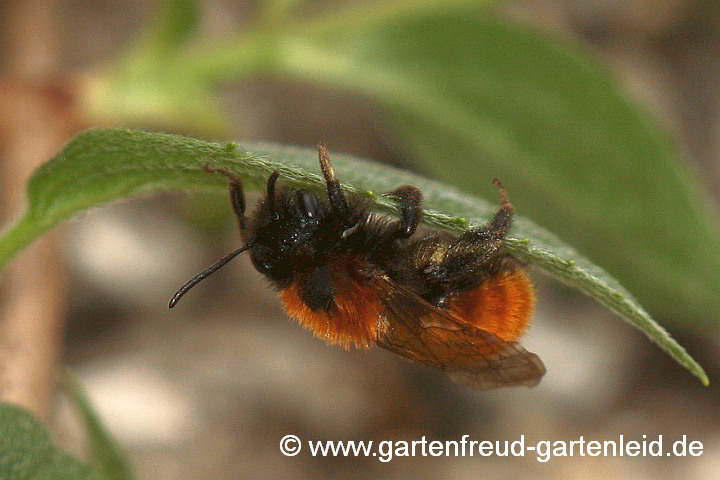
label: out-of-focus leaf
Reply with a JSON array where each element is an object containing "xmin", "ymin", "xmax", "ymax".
[
  {"xmin": 122, "ymin": 0, "xmax": 200, "ymax": 65},
  {"xmin": 0, "ymin": 402, "xmax": 101, "ymax": 480},
  {"xmin": 83, "ymin": 72, "xmax": 227, "ymax": 136},
  {"xmin": 83, "ymin": 0, "xmax": 489, "ymax": 133},
  {"xmin": 144, "ymin": 0, "xmax": 200, "ymax": 55},
  {"xmin": 261, "ymin": 14, "xmax": 720, "ymax": 324},
  {"xmin": 82, "ymin": 0, "xmax": 225, "ymax": 134},
  {"xmin": 0, "ymin": 129, "xmax": 708, "ymax": 385},
  {"xmin": 61, "ymin": 370, "xmax": 135, "ymax": 480},
  {"xmin": 83, "ymin": 0, "xmax": 719, "ymax": 322}
]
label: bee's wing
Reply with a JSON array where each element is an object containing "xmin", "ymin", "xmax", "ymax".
[{"xmin": 372, "ymin": 275, "xmax": 545, "ymax": 389}]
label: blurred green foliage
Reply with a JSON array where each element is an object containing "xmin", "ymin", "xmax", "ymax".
[
  {"xmin": 0, "ymin": 372, "xmax": 134, "ymax": 480},
  {"xmin": 0, "ymin": 402, "xmax": 101, "ymax": 480},
  {"xmin": 61, "ymin": 370, "xmax": 136, "ymax": 480},
  {"xmin": 84, "ymin": 0, "xmax": 720, "ymax": 325}
]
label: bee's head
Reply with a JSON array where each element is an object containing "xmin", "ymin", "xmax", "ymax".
[
  {"xmin": 169, "ymin": 144, "xmax": 350, "ymax": 308},
  {"xmin": 248, "ymin": 172, "xmax": 329, "ymax": 286}
]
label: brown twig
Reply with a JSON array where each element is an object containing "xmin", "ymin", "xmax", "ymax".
[{"xmin": 0, "ymin": 0, "xmax": 81, "ymax": 420}]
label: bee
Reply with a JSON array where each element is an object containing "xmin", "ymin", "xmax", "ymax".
[{"xmin": 170, "ymin": 144, "xmax": 545, "ymax": 389}]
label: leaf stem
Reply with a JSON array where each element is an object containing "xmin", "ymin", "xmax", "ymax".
[{"xmin": 0, "ymin": 216, "xmax": 50, "ymax": 272}]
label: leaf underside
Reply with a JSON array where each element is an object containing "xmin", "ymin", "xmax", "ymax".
[
  {"xmin": 0, "ymin": 402, "xmax": 100, "ymax": 480},
  {"xmin": 0, "ymin": 128, "xmax": 708, "ymax": 386}
]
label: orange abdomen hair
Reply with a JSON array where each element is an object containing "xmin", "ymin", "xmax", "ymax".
[
  {"xmin": 281, "ymin": 264, "xmax": 387, "ymax": 350},
  {"xmin": 448, "ymin": 269, "xmax": 535, "ymax": 342}
]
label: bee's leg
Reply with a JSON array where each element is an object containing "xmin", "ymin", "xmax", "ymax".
[
  {"xmin": 384, "ymin": 185, "xmax": 423, "ymax": 239},
  {"xmin": 446, "ymin": 178, "xmax": 513, "ymax": 268},
  {"xmin": 317, "ymin": 143, "xmax": 350, "ymax": 223},
  {"xmin": 204, "ymin": 167, "xmax": 249, "ymax": 240},
  {"xmin": 411, "ymin": 180, "xmax": 515, "ymax": 307}
]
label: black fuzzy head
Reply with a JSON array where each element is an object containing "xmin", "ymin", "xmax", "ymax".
[
  {"xmin": 248, "ymin": 186, "xmax": 342, "ymax": 287},
  {"xmin": 169, "ymin": 144, "xmax": 371, "ymax": 309}
]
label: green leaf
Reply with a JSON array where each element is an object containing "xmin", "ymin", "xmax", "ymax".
[
  {"xmin": 0, "ymin": 128, "xmax": 708, "ymax": 386},
  {"xmin": 0, "ymin": 402, "xmax": 101, "ymax": 480},
  {"xmin": 135, "ymin": 0, "xmax": 200, "ymax": 59},
  {"xmin": 0, "ymin": 374, "xmax": 133, "ymax": 480},
  {"xmin": 255, "ymin": 13, "xmax": 720, "ymax": 324},
  {"xmin": 84, "ymin": 0, "xmax": 226, "ymax": 135},
  {"xmin": 61, "ymin": 370, "xmax": 135, "ymax": 480},
  {"xmin": 83, "ymin": 0, "xmax": 490, "ymax": 133}
]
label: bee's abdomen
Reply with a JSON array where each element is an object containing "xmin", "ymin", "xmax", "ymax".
[
  {"xmin": 447, "ymin": 269, "xmax": 535, "ymax": 342},
  {"xmin": 281, "ymin": 257, "xmax": 387, "ymax": 349}
]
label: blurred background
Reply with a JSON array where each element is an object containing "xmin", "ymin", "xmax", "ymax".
[{"xmin": 1, "ymin": 0, "xmax": 719, "ymax": 479}]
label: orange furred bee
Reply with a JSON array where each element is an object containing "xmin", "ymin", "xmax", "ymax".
[{"xmin": 169, "ymin": 145, "xmax": 545, "ymax": 389}]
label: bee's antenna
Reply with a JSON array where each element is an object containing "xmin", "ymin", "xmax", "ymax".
[{"xmin": 169, "ymin": 244, "xmax": 252, "ymax": 308}]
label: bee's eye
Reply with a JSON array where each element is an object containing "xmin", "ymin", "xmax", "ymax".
[
  {"xmin": 297, "ymin": 190, "xmax": 319, "ymax": 218},
  {"xmin": 259, "ymin": 260, "xmax": 273, "ymax": 274},
  {"xmin": 250, "ymin": 248, "xmax": 274, "ymax": 275}
]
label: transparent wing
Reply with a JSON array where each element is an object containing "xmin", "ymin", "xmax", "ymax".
[{"xmin": 373, "ymin": 275, "xmax": 545, "ymax": 389}]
